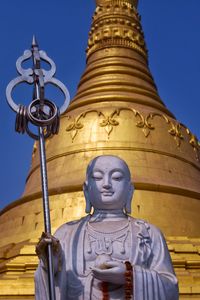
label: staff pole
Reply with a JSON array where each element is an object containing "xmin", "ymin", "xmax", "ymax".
[{"xmin": 6, "ymin": 36, "xmax": 70, "ymax": 300}]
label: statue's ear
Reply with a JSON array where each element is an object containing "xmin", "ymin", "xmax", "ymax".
[
  {"xmin": 83, "ymin": 182, "xmax": 92, "ymax": 214},
  {"xmin": 125, "ymin": 182, "xmax": 134, "ymax": 214}
]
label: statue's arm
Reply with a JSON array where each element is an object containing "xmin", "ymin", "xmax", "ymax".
[
  {"xmin": 35, "ymin": 232, "xmax": 62, "ymax": 275},
  {"xmin": 34, "ymin": 224, "xmax": 69, "ymax": 300},
  {"xmin": 133, "ymin": 224, "xmax": 179, "ymax": 300},
  {"xmin": 35, "ymin": 222, "xmax": 70, "ymax": 276}
]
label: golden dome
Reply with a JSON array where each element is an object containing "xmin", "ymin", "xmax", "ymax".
[{"xmin": 18, "ymin": 0, "xmax": 200, "ymax": 237}]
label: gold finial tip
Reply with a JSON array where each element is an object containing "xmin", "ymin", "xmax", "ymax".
[{"xmin": 95, "ymin": 0, "xmax": 138, "ymax": 7}]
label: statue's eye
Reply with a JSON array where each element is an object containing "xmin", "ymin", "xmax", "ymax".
[
  {"xmin": 112, "ymin": 172, "xmax": 124, "ymax": 181},
  {"xmin": 92, "ymin": 176, "xmax": 103, "ymax": 180},
  {"xmin": 112, "ymin": 176, "xmax": 123, "ymax": 181},
  {"xmin": 92, "ymin": 172, "xmax": 103, "ymax": 180}
]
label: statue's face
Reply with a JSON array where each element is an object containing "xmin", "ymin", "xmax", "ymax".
[{"xmin": 85, "ymin": 156, "xmax": 133, "ymax": 210}]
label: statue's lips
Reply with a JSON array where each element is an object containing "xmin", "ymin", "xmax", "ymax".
[{"xmin": 101, "ymin": 192, "xmax": 114, "ymax": 196}]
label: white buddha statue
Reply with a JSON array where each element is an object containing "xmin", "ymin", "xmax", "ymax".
[{"xmin": 35, "ymin": 155, "xmax": 179, "ymax": 299}]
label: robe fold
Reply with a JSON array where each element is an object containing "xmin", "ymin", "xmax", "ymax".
[{"xmin": 35, "ymin": 216, "xmax": 179, "ymax": 299}]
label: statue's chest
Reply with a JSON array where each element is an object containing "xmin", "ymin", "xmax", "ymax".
[{"xmin": 84, "ymin": 221, "xmax": 131, "ymax": 264}]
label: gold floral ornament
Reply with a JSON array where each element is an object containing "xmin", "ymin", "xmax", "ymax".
[
  {"xmin": 66, "ymin": 110, "xmax": 120, "ymax": 141},
  {"xmin": 133, "ymin": 111, "xmax": 155, "ymax": 137},
  {"xmin": 65, "ymin": 115, "xmax": 84, "ymax": 142},
  {"xmin": 167, "ymin": 122, "xmax": 184, "ymax": 147},
  {"xmin": 99, "ymin": 110, "xmax": 119, "ymax": 137},
  {"xmin": 186, "ymin": 128, "xmax": 200, "ymax": 161},
  {"xmin": 65, "ymin": 108, "xmax": 180, "ymax": 141},
  {"xmin": 65, "ymin": 108, "xmax": 200, "ymax": 161},
  {"xmin": 65, "ymin": 108, "xmax": 158, "ymax": 140}
]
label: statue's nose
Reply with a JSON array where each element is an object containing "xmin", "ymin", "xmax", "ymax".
[{"xmin": 102, "ymin": 175, "xmax": 112, "ymax": 189}]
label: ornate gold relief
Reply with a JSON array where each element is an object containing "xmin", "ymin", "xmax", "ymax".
[
  {"xmin": 167, "ymin": 122, "xmax": 184, "ymax": 147},
  {"xmin": 99, "ymin": 110, "xmax": 119, "ymax": 136},
  {"xmin": 65, "ymin": 108, "xmax": 200, "ymax": 161},
  {"xmin": 134, "ymin": 111, "xmax": 154, "ymax": 137},
  {"xmin": 66, "ymin": 110, "xmax": 120, "ymax": 141},
  {"xmin": 86, "ymin": 0, "xmax": 147, "ymax": 58},
  {"xmin": 141, "ymin": 112, "xmax": 184, "ymax": 146},
  {"xmin": 65, "ymin": 115, "xmax": 85, "ymax": 141},
  {"xmin": 66, "ymin": 108, "xmax": 157, "ymax": 140},
  {"xmin": 96, "ymin": 0, "xmax": 136, "ymax": 8},
  {"xmin": 186, "ymin": 128, "xmax": 200, "ymax": 161}
]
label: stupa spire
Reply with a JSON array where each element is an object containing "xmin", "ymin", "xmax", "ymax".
[
  {"xmin": 95, "ymin": 0, "xmax": 138, "ymax": 8},
  {"xmin": 69, "ymin": 0, "xmax": 173, "ymax": 117},
  {"xmin": 87, "ymin": 0, "xmax": 144, "ymax": 59}
]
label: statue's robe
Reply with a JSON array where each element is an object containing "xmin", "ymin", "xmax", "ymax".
[{"xmin": 35, "ymin": 215, "xmax": 179, "ymax": 299}]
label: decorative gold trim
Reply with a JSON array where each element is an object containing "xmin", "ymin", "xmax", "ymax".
[
  {"xmin": 66, "ymin": 96, "xmax": 174, "ymax": 118},
  {"xmin": 87, "ymin": 0, "xmax": 147, "ymax": 59},
  {"xmin": 167, "ymin": 122, "xmax": 184, "ymax": 147},
  {"xmin": 95, "ymin": 1, "xmax": 136, "ymax": 9},
  {"xmin": 186, "ymin": 128, "xmax": 200, "ymax": 161},
  {"xmin": 65, "ymin": 108, "xmax": 200, "ymax": 160},
  {"xmin": 148, "ymin": 112, "xmax": 184, "ymax": 147},
  {"xmin": 66, "ymin": 109, "xmax": 120, "ymax": 141}
]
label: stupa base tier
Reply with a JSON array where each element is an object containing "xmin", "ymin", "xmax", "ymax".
[
  {"xmin": 0, "ymin": 191, "xmax": 200, "ymax": 298},
  {"xmin": 0, "ymin": 237, "xmax": 200, "ymax": 299}
]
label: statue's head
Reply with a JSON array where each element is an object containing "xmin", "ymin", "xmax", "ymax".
[{"xmin": 83, "ymin": 155, "xmax": 134, "ymax": 214}]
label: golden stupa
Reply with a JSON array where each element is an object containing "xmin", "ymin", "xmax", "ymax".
[{"xmin": 0, "ymin": 0, "xmax": 200, "ymax": 298}]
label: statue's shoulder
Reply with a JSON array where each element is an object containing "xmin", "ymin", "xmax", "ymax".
[
  {"xmin": 129, "ymin": 216, "xmax": 151, "ymax": 227},
  {"xmin": 129, "ymin": 216, "xmax": 165, "ymax": 239},
  {"xmin": 54, "ymin": 215, "xmax": 89, "ymax": 239}
]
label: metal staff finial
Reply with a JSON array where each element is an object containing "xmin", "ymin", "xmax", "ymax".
[
  {"xmin": 32, "ymin": 34, "xmax": 38, "ymax": 46},
  {"xmin": 6, "ymin": 35, "xmax": 70, "ymax": 139},
  {"xmin": 6, "ymin": 37, "xmax": 70, "ymax": 300}
]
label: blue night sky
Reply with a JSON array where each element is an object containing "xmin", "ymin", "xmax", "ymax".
[{"xmin": 1, "ymin": 1, "xmax": 200, "ymax": 209}]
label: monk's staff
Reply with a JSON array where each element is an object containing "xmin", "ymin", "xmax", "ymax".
[{"xmin": 6, "ymin": 36, "xmax": 70, "ymax": 300}]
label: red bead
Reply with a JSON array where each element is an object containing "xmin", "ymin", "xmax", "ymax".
[
  {"xmin": 125, "ymin": 261, "xmax": 132, "ymax": 270},
  {"xmin": 125, "ymin": 271, "xmax": 132, "ymax": 277},
  {"xmin": 125, "ymin": 283, "xmax": 133, "ymax": 289}
]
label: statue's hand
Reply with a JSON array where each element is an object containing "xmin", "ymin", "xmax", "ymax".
[
  {"xmin": 35, "ymin": 232, "xmax": 61, "ymax": 260},
  {"xmin": 92, "ymin": 260, "xmax": 127, "ymax": 285}
]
